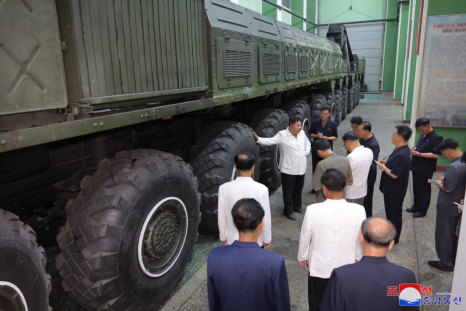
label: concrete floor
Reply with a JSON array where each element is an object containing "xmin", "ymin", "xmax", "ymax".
[
  {"xmin": 46, "ymin": 93, "xmax": 454, "ymax": 311},
  {"xmin": 161, "ymin": 93, "xmax": 454, "ymax": 311}
]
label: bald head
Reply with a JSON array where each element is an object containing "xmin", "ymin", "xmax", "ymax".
[
  {"xmin": 361, "ymin": 217, "xmax": 396, "ymax": 248},
  {"xmin": 234, "ymin": 152, "xmax": 255, "ymax": 171}
]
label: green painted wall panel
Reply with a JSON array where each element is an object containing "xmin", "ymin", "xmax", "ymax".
[
  {"xmin": 415, "ymin": 129, "xmax": 466, "ymax": 167},
  {"xmin": 427, "ymin": 0, "xmax": 466, "ymax": 15},
  {"xmin": 306, "ymin": 0, "xmax": 317, "ymax": 33},
  {"xmin": 263, "ymin": 0, "xmax": 277, "ymax": 20},
  {"xmin": 291, "ymin": 0, "xmax": 304, "ymax": 28},
  {"xmin": 381, "ymin": 0, "xmax": 398, "ymax": 91},
  {"xmin": 237, "ymin": 0, "xmax": 261, "ymax": 13},
  {"xmin": 319, "ymin": 0, "xmax": 383, "ymax": 23},
  {"xmin": 394, "ymin": 3, "xmax": 409, "ymax": 99}
]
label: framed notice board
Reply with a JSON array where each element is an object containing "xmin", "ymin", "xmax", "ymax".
[{"xmin": 418, "ymin": 14, "xmax": 466, "ymax": 128}]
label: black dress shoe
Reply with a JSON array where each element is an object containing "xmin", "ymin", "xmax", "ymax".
[
  {"xmin": 428, "ymin": 260, "xmax": 453, "ymax": 271},
  {"xmin": 283, "ymin": 212, "xmax": 296, "ymax": 221},
  {"xmin": 406, "ymin": 207, "xmax": 415, "ymax": 213},
  {"xmin": 413, "ymin": 212, "xmax": 427, "ymax": 218},
  {"xmin": 293, "ymin": 208, "xmax": 303, "ymax": 213},
  {"xmin": 310, "ymin": 189, "xmax": 317, "ymax": 194}
]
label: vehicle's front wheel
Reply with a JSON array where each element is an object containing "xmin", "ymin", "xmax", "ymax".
[
  {"xmin": 250, "ymin": 109, "xmax": 289, "ymax": 190},
  {"xmin": 190, "ymin": 121, "xmax": 260, "ymax": 231},
  {"xmin": 56, "ymin": 150, "xmax": 201, "ymax": 311},
  {"xmin": 0, "ymin": 209, "xmax": 51, "ymax": 311}
]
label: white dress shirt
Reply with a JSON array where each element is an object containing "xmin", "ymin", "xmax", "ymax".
[
  {"xmin": 257, "ymin": 128, "xmax": 311, "ymax": 175},
  {"xmin": 298, "ymin": 199, "xmax": 366, "ymax": 279},
  {"xmin": 346, "ymin": 146, "xmax": 374, "ymax": 199},
  {"xmin": 218, "ymin": 177, "xmax": 272, "ymax": 246}
]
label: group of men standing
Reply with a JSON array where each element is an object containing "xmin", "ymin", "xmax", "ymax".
[{"xmin": 207, "ymin": 105, "xmax": 465, "ymax": 310}]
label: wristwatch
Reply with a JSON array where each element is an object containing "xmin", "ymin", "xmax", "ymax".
[{"xmin": 419, "ymin": 153, "xmax": 422, "ymax": 157}]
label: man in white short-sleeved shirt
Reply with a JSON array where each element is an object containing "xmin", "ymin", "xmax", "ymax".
[
  {"xmin": 343, "ymin": 131, "xmax": 374, "ymax": 206},
  {"xmin": 298, "ymin": 168, "xmax": 366, "ymax": 311},
  {"xmin": 218, "ymin": 152, "xmax": 272, "ymax": 248},
  {"xmin": 254, "ymin": 116, "xmax": 311, "ymax": 221}
]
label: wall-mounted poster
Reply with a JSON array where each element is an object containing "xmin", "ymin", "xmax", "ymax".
[{"xmin": 418, "ymin": 14, "xmax": 466, "ymax": 128}]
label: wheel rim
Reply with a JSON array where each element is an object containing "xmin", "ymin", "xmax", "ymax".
[
  {"xmin": 302, "ymin": 118, "xmax": 310, "ymax": 138},
  {"xmin": 0, "ymin": 281, "xmax": 28, "ymax": 311},
  {"xmin": 138, "ymin": 197, "xmax": 188, "ymax": 277}
]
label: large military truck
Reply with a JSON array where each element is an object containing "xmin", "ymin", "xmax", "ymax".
[{"xmin": 0, "ymin": 0, "xmax": 365, "ymax": 310}]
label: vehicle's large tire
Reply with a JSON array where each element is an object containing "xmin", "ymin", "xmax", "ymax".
[
  {"xmin": 335, "ymin": 89, "xmax": 345, "ymax": 121},
  {"xmin": 325, "ymin": 92, "xmax": 339, "ymax": 125},
  {"xmin": 347, "ymin": 86, "xmax": 354, "ymax": 113},
  {"xmin": 281, "ymin": 100, "xmax": 312, "ymax": 135},
  {"xmin": 340, "ymin": 88, "xmax": 348, "ymax": 120},
  {"xmin": 311, "ymin": 94, "xmax": 326, "ymax": 120},
  {"xmin": 249, "ymin": 109, "xmax": 289, "ymax": 190},
  {"xmin": 349, "ymin": 86, "xmax": 356, "ymax": 111},
  {"xmin": 190, "ymin": 122, "xmax": 260, "ymax": 231},
  {"xmin": 0, "ymin": 209, "xmax": 51, "ymax": 311},
  {"xmin": 56, "ymin": 150, "xmax": 201, "ymax": 311},
  {"xmin": 355, "ymin": 81, "xmax": 361, "ymax": 106}
]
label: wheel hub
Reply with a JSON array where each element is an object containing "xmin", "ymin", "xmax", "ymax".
[
  {"xmin": 138, "ymin": 197, "xmax": 188, "ymax": 277},
  {"xmin": 0, "ymin": 282, "xmax": 28, "ymax": 311}
]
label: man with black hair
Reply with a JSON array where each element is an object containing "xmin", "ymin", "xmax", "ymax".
[
  {"xmin": 358, "ymin": 121, "xmax": 380, "ymax": 217},
  {"xmin": 378, "ymin": 125, "xmax": 412, "ymax": 244},
  {"xmin": 343, "ymin": 131, "xmax": 373, "ymax": 206},
  {"xmin": 208, "ymin": 199, "xmax": 291, "ymax": 311},
  {"xmin": 350, "ymin": 116, "xmax": 362, "ymax": 134},
  {"xmin": 218, "ymin": 152, "xmax": 271, "ymax": 248},
  {"xmin": 299, "ymin": 169, "xmax": 365, "ymax": 311},
  {"xmin": 254, "ymin": 116, "xmax": 311, "ymax": 220},
  {"xmin": 428, "ymin": 139, "xmax": 466, "ymax": 271},
  {"xmin": 312, "ymin": 139, "xmax": 353, "ymax": 203},
  {"xmin": 320, "ymin": 217, "xmax": 417, "ymax": 311},
  {"xmin": 407, "ymin": 117, "xmax": 443, "ymax": 218},
  {"xmin": 309, "ymin": 106, "xmax": 338, "ymax": 179}
]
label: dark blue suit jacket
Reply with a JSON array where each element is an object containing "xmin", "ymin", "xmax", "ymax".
[
  {"xmin": 207, "ymin": 241, "xmax": 290, "ymax": 311},
  {"xmin": 320, "ymin": 256, "xmax": 418, "ymax": 311}
]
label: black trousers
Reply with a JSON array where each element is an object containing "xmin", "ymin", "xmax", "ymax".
[
  {"xmin": 412, "ymin": 171, "xmax": 434, "ymax": 213},
  {"xmin": 281, "ymin": 173, "xmax": 305, "ymax": 215},
  {"xmin": 308, "ymin": 275, "xmax": 329, "ymax": 311},
  {"xmin": 363, "ymin": 168, "xmax": 377, "ymax": 217},
  {"xmin": 311, "ymin": 150, "xmax": 322, "ymax": 174},
  {"xmin": 435, "ymin": 213, "xmax": 460, "ymax": 268},
  {"xmin": 384, "ymin": 195, "xmax": 404, "ymax": 243}
]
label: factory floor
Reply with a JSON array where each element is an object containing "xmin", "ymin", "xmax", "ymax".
[
  {"xmin": 160, "ymin": 93, "xmax": 454, "ymax": 311},
  {"xmin": 46, "ymin": 93, "xmax": 454, "ymax": 311}
]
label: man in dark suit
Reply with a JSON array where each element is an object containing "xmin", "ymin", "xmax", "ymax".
[
  {"xmin": 207, "ymin": 198, "xmax": 291, "ymax": 311},
  {"xmin": 407, "ymin": 118, "xmax": 443, "ymax": 217},
  {"xmin": 320, "ymin": 217, "xmax": 418, "ymax": 311},
  {"xmin": 378, "ymin": 125, "xmax": 412, "ymax": 244}
]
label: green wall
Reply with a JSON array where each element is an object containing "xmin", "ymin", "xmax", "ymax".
[
  {"xmin": 381, "ymin": 0, "xmax": 398, "ymax": 91},
  {"xmin": 306, "ymin": 0, "xmax": 317, "ymax": 33},
  {"xmin": 394, "ymin": 3, "xmax": 409, "ymax": 99},
  {"xmin": 236, "ymin": 0, "xmax": 261, "ymax": 13},
  {"xmin": 291, "ymin": 0, "xmax": 304, "ymax": 28},
  {"xmin": 319, "ymin": 0, "xmax": 383, "ymax": 23},
  {"xmin": 423, "ymin": 0, "xmax": 466, "ymax": 166}
]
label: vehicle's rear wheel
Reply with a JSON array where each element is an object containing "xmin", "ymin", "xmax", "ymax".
[
  {"xmin": 311, "ymin": 94, "xmax": 326, "ymax": 120},
  {"xmin": 281, "ymin": 100, "xmax": 312, "ymax": 136},
  {"xmin": 355, "ymin": 81, "xmax": 361, "ymax": 106},
  {"xmin": 0, "ymin": 209, "xmax": 51, "ymax": 311},
  {"xmin": 349, "ymin": 86, "xmax": 356, "ymax": 111},
  {"xmin": 335, "ymin": 89, "xmax": 345, "ymax": 122},
  {"xmin": 326, "ymin": 92, "xmax": 339, "ymax": 125},
  {"xmin": 56, "ymin": 150, "xmax": 201, "ymax": 311},
  {"xmin": 250, "ymin": 109, "xmax": 289, "ymax": 190},
  {"xmin": 340, "ymin": 88, "xmax": 348, "ymax": 120},
  {"xmin": 190, "ymin": 121, "xmax": 260, "ymax": 231}
]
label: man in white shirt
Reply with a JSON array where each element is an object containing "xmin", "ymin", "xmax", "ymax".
[
  {"xmin": 343, "ymin": 131, "xmax": 374, "ymax": 206},
  {"xmin": 298, "ymin": 168, "xmax": 366, "ymax": 311},
  {"xmin": 218, "ymin": 152, "xmax": 272, "ymax": 248},
  {"xmin": 254, "ymin": 116, "xmax": 311, "ymax": 221}
]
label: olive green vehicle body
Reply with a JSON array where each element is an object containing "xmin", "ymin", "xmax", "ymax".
[{"xmin": 0, "ymin": 0, "xmax": 365, "ymax": 153}]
